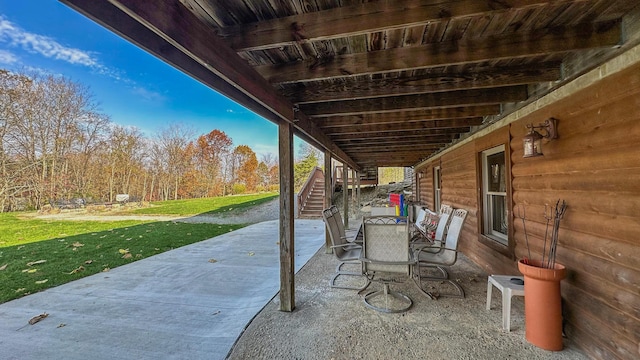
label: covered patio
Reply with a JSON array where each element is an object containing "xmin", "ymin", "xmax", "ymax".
[
  {"xmin": 59, "ymin": 1, "xmax": 639, "ymax": 359},
  {"xmin": 228, "ymin": 244, "xmax": 587, "ymax": 359}
]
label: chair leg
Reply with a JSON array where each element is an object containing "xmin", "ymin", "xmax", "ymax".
[
  {"xmin": 363, "ymin": 283, "xmax": 412, "ymax": 313},
  {"xmin": 412, "ymin": 273, "xmax": 437, "ymax": 300},
  {"xmin": 330, "ymin": 261, "xmax": 370, "ymax": 290},
  {"xmin": 414, "ymin": 263, "xmax": 465, "ymax": 298},
  {"xmin": 503, "ymin": 288, "xmax": 512, "ymax": 332},
  {"xmin": 486, "ymin": 279, "xmax": 493, "ymax": 310},
  {"xmin": 416, "ymin": 263, "xmax": 449, "ymax": 279},
  {"xmin": 440, "ymin": 279, "xmax": 465, "ymax": 298}
]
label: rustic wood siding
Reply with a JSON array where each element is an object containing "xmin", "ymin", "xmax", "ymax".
[
  {"xmin": 508, "ymin": 63, "xmax": 640, "ymax": 360},
  {"xmin": 439, "ymin": 142, "xmax": 480, "ymax": 269},
  {"xmin": 415, "ymin": 61, "xmax": 640, "ymax": 360},
  {"xmin": 417, "ymin": 162, "xmax": 434, "ymax": 209}
]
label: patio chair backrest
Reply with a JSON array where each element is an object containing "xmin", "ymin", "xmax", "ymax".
[
  {"xmin": 414, "ymin": 206, "xmax": 436, "ymax": 233},
  {"xmin": 362, "ymin": 216, "xmax": 411, "ymax": 275},
  {"xmin": 440, "ymin": 209, "xmax": 468, "ymax": 264},
  {"xmin": 434, "ymin": 205, "xmax": 453, "ymax": 241},
  {"xmin": 323, "ymin": 206, "xmax": 348, "ymax": 257},
  {"xmin": 332, "ymin": 206, "xmax": 349, "ymax": 239}
]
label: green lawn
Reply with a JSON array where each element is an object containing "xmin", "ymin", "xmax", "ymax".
[
  {"xmin": 0, "ymin": 193, "xmax": 279, "ymax": 304},
  {"xmin": 128, "ymin": 192, "xmax": 278, "ymax": 215}
]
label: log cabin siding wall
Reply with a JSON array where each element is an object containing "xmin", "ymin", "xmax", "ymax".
[{"xmin": 415, "ymin": 61, "xmax": 640, "ymax": 360}]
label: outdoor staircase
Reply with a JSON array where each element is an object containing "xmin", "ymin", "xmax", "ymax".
[{"xmin": 298, "ymin": 168, "xmax": 325, "ymax": 219}]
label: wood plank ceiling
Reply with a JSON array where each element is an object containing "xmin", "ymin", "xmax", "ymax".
[{"xmin": 63, "ymin": 0, "xmax": 639, "ymax": 177}]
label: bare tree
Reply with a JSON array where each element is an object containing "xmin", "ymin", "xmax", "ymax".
[
  {"xmin": 67, "ymin": 112, "xmax": 110, "ymax": 200},
  {"xmin": 106, "ymin": 125, "xmax": 146, "ymax": 202},
  {"xmin": 153, "ymin": 124, "xmax": 194, "ymax": 200},
  {"xmin": 0, "ymin": 70, "xmax": 104, "ymax": 209}
]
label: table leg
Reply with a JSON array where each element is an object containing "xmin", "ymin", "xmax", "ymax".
[{"xmin": 486, "ymin": 277, "xmax": 493, "ymax": 311}]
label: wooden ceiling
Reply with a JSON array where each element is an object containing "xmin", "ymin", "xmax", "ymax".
[{"xmin": 62, "ymin": 0, "xmax": 640, "ymax": 174}]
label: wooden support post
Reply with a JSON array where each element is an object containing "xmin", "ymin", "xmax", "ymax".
[
  {"xmin": 356, "ymin": 171, "xmax": 361, "ymax": 210},
  {"xmin": 343, "ymin": 164, "xmax": 349, "ymax": 228},
  {"xmin": 278, "ymin": 121, "xmax": 295, "ymax": 312},
  {"xmin": 324, "ymin": 151, "xmax": 333, "ymax": 253},
  {"xmin": 351, "ymin": 169, "xmax": 356, "ymax": 202}
]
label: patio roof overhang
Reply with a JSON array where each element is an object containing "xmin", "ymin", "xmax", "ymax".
[
  {"xmin": 60, "ymin": 0, "xmax": 640, "ymax": 311},
  {"xmin": 60, "ymin": 0, "xmax": 640, "ymax": 175}
]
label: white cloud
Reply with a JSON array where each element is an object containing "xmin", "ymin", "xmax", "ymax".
[
  {"xmin": 132, "ymin": 86, "xmax": 166, "ymax": 103},
  {"xmin": 0, "ymin": 17, "xmax": 99, "ymax": 68},
  {"xmin": 0, "ymin": 49, "xmax": 17, "ymax": 64}
]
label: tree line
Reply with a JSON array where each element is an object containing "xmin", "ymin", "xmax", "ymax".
[{"xmin": 0, "ymin": 69, "xmax": 310, "ymax": 212}]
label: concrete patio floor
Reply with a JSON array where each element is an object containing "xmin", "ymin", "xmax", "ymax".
[
  {"xmin": 0, "ymin": 219, "xmax": 325, "ymax": 360},
  {"xmin": 227, "ymin": 240, "xmax": 589, "ymax": 360}
]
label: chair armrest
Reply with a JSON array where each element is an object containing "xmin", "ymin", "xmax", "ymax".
[
  {"xmin": 412, "ymin": 243, "xmax": 442, "ymax": 251},
  {"xmin": 360, "ymin": 251, "xmax": 415, "ymax": 265},
  {"xmin": 413, "ymin": 246, "xmax": 457, "ymax": 255},
  {"xmin": 360, "ymin": 258, "xmax": 416, "ymax": 266},
  {"xmin": 329, "ymin": 243, "xmax": 361, "ymax": 251}
]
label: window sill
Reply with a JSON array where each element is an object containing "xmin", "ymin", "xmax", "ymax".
[{"xmin": 478, "ymin": 234, "xmax": 515, "ymax": 259}]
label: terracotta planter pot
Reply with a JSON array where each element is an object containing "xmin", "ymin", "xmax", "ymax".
[{"xmin": 518, "ymin": 259, "xmax": 567, "ymax": 351}]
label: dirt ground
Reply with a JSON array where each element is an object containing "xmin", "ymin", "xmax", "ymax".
[
  {"xmin": 28, "ymin": 197, "xmax": 282, "ymax": 224},
  {"xmin": 226, "ymin": 249, "xmax": 587, "ymax": 360}
]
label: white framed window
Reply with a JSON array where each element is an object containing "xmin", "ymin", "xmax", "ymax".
[
  {"xmin": 482, "ymin": 145, "xmax": 507, "ymax": 245},
  {"xmin": 433, "ymin": 166, "xmax": 441, "ymax": 212}
]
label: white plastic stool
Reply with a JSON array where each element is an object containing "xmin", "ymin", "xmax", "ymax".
[{"xmin": 486, "ymin": 275, "xmax": 525, "ymax": 332}]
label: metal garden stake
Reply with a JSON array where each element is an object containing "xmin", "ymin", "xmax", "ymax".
[{"xmin": 515, "ymin": 205, "xmax": 531, "ymax": 262}]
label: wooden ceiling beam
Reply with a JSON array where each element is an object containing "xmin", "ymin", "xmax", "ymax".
[
  {"xmin": 349, "ymin": 155, "xmax": 426, "ymax": 164},
  {"xmin": 351, "ymin": 153, "xmax": 426, "ymax": 158},
  {"xmin": 346, "ymin": 148, "xmax": 445, "ymax": 156},
  {"xmin": 329, "ymin": 128, "xmax": 470, "ymax": 138},
  {"xmin": 338, "ymin": 137, "xmax": 450, "ymax": 146},
  {"xmin": 345, "ymin": 145, "xmax": 443, "ymax": 153},
  {"xmin": 283, "ymin": 63, "xmax": 561, "ymax": 103},
  {"xmin": 331, "ymin": 129, "xmax": 461, "ymax": 141},
  {"xmin": 256, "ymin": 21, "xmax": 621, "ymax": 83},
  {"xmin": 315, "ymin": 106, "xmax": 499, "ymax": 127},
  {"xmin": 301, "ymin": 87, "xmax": 527, "ymax": 117},
  {"xmin": 350, "ymin": 154, "xmax": 426, "ymax": 161},
  {"xmin": 221, "ymin": 0, "xmax": 578, "ymax": 52},
  {"xmin": 348, "ymin": 156, "xmax": 437, "ymax": 164},
  {"xmin": 332, "ymin": 135, "xmax": 453, "ymax": 147},
  {"xmin": 324, "ymin": 118, "xmax": 483, "ymax": 135},
  {"xmin": 62, "ymin": 0, "xmax": 359, "ymax": 171},
  {"xmin": 339, "ymin": 144, "xmax": 448, "ymax": 151},
  {"xmin": 359, "ymin": 160, "xmax": 430, "ymax": 167}
]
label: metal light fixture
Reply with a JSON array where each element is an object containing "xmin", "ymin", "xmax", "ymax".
[{"xmin": 523, "ymin": 118, "xmax": 558, "ymax": 158}]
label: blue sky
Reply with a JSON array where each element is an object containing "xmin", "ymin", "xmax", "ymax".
[{"xmin": 0, "ymin": 1, "xmax": 300, "ymax": 160}]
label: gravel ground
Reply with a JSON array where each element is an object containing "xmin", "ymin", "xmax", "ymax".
[{"xmin": 226, "ymin": 250, "xmax": 588, "ymax": 360}]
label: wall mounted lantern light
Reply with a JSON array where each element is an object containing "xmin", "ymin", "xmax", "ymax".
[{"xmin": 523, "ymin": 118, "xmax": 558, "ymax": 158}]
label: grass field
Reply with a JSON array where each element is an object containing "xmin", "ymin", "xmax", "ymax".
[
  {"xmin": 129, "ymin": 192, "xmax": 278, "ymax": 215},
  {"xmin": 0, "ymin": 193, "xmax": 278, "ymax": 304}
]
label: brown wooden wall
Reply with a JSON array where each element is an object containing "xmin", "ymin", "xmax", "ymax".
[
  {"xmin": 416, "ymin": 161, "xmax": 435, "ymax": 209},
  {"xmin": 415, "ymin": 62, "xmax": 640, "ymax": 360}
]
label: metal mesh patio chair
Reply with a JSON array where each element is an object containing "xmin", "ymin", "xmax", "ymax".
[
  {"xmin": 411, "ymin": 205, "xmax": 453, "ymax": 261},
  {"xmin": 361, "ymin": 215, "xmax": 415, "ymax": 313},
  {"xmin": 322, "ymin": 206, "xmax": 368, "ymax": 290},
  {"xmin": 328, "ymin": 205, "xmax": 363, "ymax": 244},
  {"xmin": 413, "ymin": 208, "xmax": 468, "ymax": 298}
]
